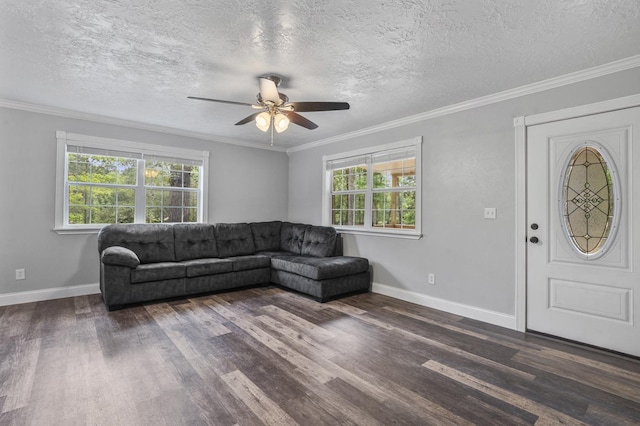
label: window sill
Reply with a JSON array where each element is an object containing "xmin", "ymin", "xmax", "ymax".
[
  {"xmin": 334, "ymin": 227, "xmax": 422, "ymax": 240},
  {"xmin": 53, "ymin": 227, "xmax": 102, "ymax": 235}
]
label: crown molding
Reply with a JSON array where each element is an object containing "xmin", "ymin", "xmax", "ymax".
[
  {"xmin": 0, "ymin": 99, "xmax": 287, "ymax": 152},
  {"xmin": 287, "ymin": 54, "xmax": 640, "ymax": 154},
  {"xmin": 521, "ymin": 93, "xmax": 640, "ymax": 127}
]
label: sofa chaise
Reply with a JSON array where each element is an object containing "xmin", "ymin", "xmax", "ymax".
[{"xmin": 97, "ymin": 221, "xmax": 370, "ymax": 310}]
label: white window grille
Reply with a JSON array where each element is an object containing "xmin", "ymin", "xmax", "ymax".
[
  {"xmin": 55, "ymin": 132, "xmax": 209, "ymax": 233},
  {"xmin": 323, "ymin": 137, "xmax": 422, "ymax": 239}
]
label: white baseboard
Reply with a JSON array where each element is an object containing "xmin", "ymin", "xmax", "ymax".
[
  {"xmin": 0, "ymin": 283, "xmax": 100, "ymax": 307},
  {"xmin": 372, "ymin": 282, "xmax": 517, "ymax": 330}
]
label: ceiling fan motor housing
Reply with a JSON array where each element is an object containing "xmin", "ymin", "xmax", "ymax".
[
  {"xmin": 261, "ymin": 75, "xmax": 282, "ymax": 87},
  {"xmin": 257, "ymin": 92, "xmax": 289, "ymax": 106}
]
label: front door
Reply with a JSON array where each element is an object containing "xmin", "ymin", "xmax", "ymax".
[{"xmin": 527, "ymin": 106, "xmax": 640, "ymax": 357}]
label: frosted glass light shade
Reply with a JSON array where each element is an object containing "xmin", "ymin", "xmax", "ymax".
[
  {"xmin": 255, "ymin": 112, "xmax": 271, "ymax": 132},
  {"xmin": 274, "ymin": 113, "xmax": 290, "ymax": 133}
]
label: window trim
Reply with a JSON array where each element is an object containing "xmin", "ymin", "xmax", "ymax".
[
  {"xmin": 322, "ymin": 137, "xmax": 422, "ymax": 239},
  {"xmin": 54, "ymin": 131, "xmax": 209, "ymax": 234}
]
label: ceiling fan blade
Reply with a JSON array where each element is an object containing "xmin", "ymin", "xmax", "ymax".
[
  {"xmin": 235, "ymin": 112, "xmax": 262, "ymax": 125},
  {"xmin": 188, "ymin": 96, "xmax": 253, "ymax": 107},
  {"xmin": 259, "ymin": 77, "xmax": 281, "ymax": 104},
  {"xmin": 289, "ymin": 101, "xmax": 350, "ymax": 112},
  {"xmin": 284, "ymin": 111, "xmax": 318, "ymax": 130}
]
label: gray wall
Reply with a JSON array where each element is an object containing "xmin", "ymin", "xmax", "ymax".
[
  {"xmin": 0, "ymin": 108, "xmax": 289, "ymax": 295},
  {"xmin": 3, "ymin": 67, "xmax": 639, "ymax": 309},
  {"xmin": 288, "ymin": 67, "xmax": 640, "ymax": 316}
]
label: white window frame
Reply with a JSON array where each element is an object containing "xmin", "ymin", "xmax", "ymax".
[
  {"xmin": 322, "ymin": 137, "xmax": 422, "ymax": 239},
  {"xmin": 54, "ymin": 131, "xmax": 209, "ymax": 234}
]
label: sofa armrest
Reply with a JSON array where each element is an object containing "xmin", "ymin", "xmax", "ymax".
[{"xmin": 101, "ymin": 246, "xmax": 140, "ymax": 268}]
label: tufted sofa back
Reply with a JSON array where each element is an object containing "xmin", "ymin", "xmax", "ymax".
[
  {"xmin": 173, "ymin": 223, "xmax": 218, "ymax": 260},
  {"xmin": 301, "ymin": 225, "xmax": 337, "ymax": 257},
  {"xmin": 280, "ymin": 222, "xmax": 310, "ymax": 254},
  {"xmin": 214, "ymin": 223, "xmax": 256, "ymax": 258},
  {"xmin": 98, "ymin": 224, "xmax": 176, "ymax": 264},
  {"xmin": 98, "ymin": 221, "xmax": 340, "ymax": 262},
  {"xmin": 250, "ymin": 221, "xmax": 283, "ymax": 251}
]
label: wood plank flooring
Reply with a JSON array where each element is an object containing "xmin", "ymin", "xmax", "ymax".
[{"xmin": 1, "ymin": 286, "xmax": 639, "ymax": 425}]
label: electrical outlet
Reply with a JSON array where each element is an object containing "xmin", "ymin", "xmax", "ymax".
[
  {"xmin": 15, "ymin": 268, "xmax": 26, "ymax": 280},
  {"xmin": 428, "ymin": 273, "xmax": 436, "ymax": 285},
  {"xmin": 484, "ymin": 207, "xmax": 497, "ymax": 219}
]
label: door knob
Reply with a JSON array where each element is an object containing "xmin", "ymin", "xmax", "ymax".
[{"xmin": 530, "ymin": 236, "xmax": 539, "ymax": 244}]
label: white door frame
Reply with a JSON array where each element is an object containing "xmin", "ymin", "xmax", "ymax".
[{"xmin": 513, "ymin": 93, "xmax": 640, "ymax": 332}]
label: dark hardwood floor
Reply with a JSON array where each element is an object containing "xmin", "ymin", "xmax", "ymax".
[{"xmin": 1, "ymin": 286, "xmax": 639, "ymax": 425}]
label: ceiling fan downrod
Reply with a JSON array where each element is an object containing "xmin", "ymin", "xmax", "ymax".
[{"xmin": 270, "ymin": 116, "xmax": 274, "ymax": 146}]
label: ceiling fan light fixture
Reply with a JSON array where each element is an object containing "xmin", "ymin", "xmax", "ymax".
[
  {"xmin": 255, "ymin": 111, "xmax": 271, "ymax": 132},
  {"xmin": 274, "ymin": 113, "xmax": 290, "ymax": 133}
]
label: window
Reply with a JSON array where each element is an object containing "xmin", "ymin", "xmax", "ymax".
[
  {"xmin": 560, "ymin": 143, "xmax": 620, "ymax": 259},
  {"xmin": 55, "ymin": 132, "xmax": 208, "ymax": 233},
  {"xmin": 143, "ymin": 155, "xmax": 201, "ymax": 224},
  {"xmin": 323, "ymin": 137, "xmax": 421, "ymax": 238}
]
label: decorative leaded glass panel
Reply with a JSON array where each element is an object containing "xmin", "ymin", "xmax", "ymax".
[{"xmin": 561, "ymin": 144, "xmax": 616, "ymax": 256}]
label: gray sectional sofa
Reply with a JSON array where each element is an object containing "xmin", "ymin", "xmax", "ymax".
[{"xmin": 97, "ymin": 221, "xmax": 370, "ymax": 310}]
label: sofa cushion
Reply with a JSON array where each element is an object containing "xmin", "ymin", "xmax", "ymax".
[
  {"xmin": 101, "ymin": 246, "xmax": 140, "ymax": 268},
  {"xmin": 301, "ymin": 226, "xmax": 337, "ymax": 257},
  {"xmin": 181, "ymin": 258, "xmax": 233, "ymax": 277},
  {"xmin": 174, "ymin": 223, "xmax": 218, "ymax": 261},
  {"xmin": 270, "ymin": 256, "xmax": 369, "ymax": 280},
  {"xmin": 131, "ymin": 262, "xmax": 186, "ymax": 284},
  {"xmin": 230, "ymin": 255, "xmax": 271, "ymax": 272},
  {"xmin": 250, "ymin": 221, "xmax": 283, "ymax": 252},
  {"xmin": 98, "ymin": 224, "xmax": 176, "ymax": 263},
  {"xmin": 215, "ymin": 223, "xmax": 256, "ymax": 258},
  {"xmin": 280, "ymin": 222, "xmax": 310, "ymax": 254}
]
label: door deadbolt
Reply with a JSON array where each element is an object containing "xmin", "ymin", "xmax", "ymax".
[{"xmin": 531, "ymin": 223, "xmax": 539, "ymax": 230}]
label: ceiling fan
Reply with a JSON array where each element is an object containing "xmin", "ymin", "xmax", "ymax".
[{"xmin": 188, "ymin": 75, "xmax": 350, "ymax": 144}]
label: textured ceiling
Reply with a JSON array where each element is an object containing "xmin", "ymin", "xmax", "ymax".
[{"xmin": 1, "ymin": 1, "xmax": 640, "ymax": 149}]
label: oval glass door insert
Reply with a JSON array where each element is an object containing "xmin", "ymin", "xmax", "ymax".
[{"xmin": 560, "ymin": 143, "xmax": 619, "ymax": 258}]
